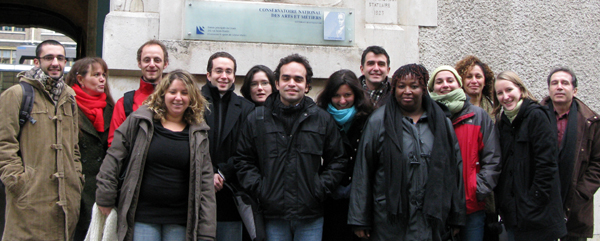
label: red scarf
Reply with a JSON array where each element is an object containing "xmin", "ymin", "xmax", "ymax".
[{"xmin": 73, "ymin": 84, "xmax": 107, "ymax": 132}]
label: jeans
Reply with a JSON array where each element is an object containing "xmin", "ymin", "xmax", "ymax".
[
  {"xmin": 216, "ymin": 221, "xmax": 243, "ymax": 241},
  {"xmin": 133, "ymin": 222, "xmax": 186, "ymax": 241},
  {"xmin": 461, "ymin": 210, "xmax": 486, "ymax": 241},
  {"xmin": 265, "ymin": 217, "xmax": 324, "ymax": 241}
]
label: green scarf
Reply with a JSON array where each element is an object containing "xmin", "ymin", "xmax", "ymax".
[
  {"xmin": 503, "ymin": 99, "xmax": 523, "ymax": 123},
  {"xmin": 430, "ymin": 88, "xmax": 466, "ymax": 114}
]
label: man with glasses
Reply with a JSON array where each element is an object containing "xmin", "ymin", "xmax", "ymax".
[
  {"xmin": 0, "ymin": 40, "xmax": 82, "ymax": 240},
  {"xmin": 201, "ymin": 52, "xmax": 254, "ymax": 241}
]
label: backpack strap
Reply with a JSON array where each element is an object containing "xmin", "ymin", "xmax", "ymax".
[
  {"xmin": 254, "ymin": 106, "xmax": 266, "ymax": 160},
  {"xmin": 18, "ymin": 82, "xmax": 36, "ymax": 127},
  {"xmin": 123, "ymin": 90, "xmax": 136, "ymax": 117}
]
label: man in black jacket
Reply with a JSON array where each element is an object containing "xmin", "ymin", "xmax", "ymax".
[
  {"xmin": 201, "ymin": 52, "xmax": 254, "ymax": 241},
  {"xmin": 234, "ymin": 54, "xmax": 347, "ymax": 241}
]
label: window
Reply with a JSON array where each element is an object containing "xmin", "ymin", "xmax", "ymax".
[{"xmin": 0, "ymin": 50, "xmax": 14, "ymax": 64}]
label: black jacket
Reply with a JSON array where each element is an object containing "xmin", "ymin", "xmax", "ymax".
[
  {"xmin": 201, "ymin": 83, "xmax": 254, "ymax": 221},
  {"xmin": 347, "ymin": 98, "xmax": 465, "ymax": 241},
  {"xmin": 495, "ymin": 98, "xmax": 566, "ymax": 240},
  {"xmin": 234, "ymin": 94, "xmax": 348, "ymax": 220}
]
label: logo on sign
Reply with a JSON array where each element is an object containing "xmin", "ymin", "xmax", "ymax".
[{"xmin": 196, "ymin": 26, "xmax": 205, "ymax": 35}]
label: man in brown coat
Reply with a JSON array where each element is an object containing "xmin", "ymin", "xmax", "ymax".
[
  {"xmin": 0, "ymin": 40, "xmax": 82, "ymax": 240},
  {"xmin": 541, "ymin": 67, "xmax": 600, "ymax": 241}
]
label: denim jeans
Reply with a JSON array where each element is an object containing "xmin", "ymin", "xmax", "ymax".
[
  {"xmin": 133, "ymin": 222, "xmax": 186, "ymax": 241},
  {"xmin": 265, "ymin": 217, "xmax": 324, "ymax": 241},
  {"xmin": 216, "ymin": 221, "xmax": 243, "ymax": 241},
  {"xmin": 461, "ymin": 210, "xmax": 485, "ymax": 241}
]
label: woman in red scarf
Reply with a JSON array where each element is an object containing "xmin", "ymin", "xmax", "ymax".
[{"xmin": 65, "ymin": 57, "xmax": 115, "ymax": 241}]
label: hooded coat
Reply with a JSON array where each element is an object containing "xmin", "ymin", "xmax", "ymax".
[
  {"xmin": 95, "ymin": 106, "xmax": 216, "ymax": 241},
  {"xmin": 495, "ymin": 98, "xmax": 566, "ymax": 240},
  {"xmin": 0, "ymin": 73, "xmax": 82, "ymax": 240},
  {"xmin": 451, "ymin": 101, "xmax": 501, "ymax": 214}
]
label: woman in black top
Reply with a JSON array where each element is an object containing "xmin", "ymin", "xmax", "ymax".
[
  {"xmin": 96, "ymin": 69, "xmax": 216, "ymax": 241},
  {"xmin": 65, "ymin": 57, "xmax": 115, "ymax": 241},
  {"xmin": 316, "ymin": 69, "xmax": 373, "ymax": 241}
]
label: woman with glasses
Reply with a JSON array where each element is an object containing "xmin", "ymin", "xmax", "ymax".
[{"xmin": 240, "ymin": 65, "xmax": 276, "ymax": 106}]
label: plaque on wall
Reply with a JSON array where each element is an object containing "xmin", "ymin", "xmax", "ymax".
[
  {"xmin": 184, "ymin": 0, "xmax": 354, "ymax": 46},
  {"xmin": 365, "ymin": 0, "xmax": 398, "ymax": 24}
]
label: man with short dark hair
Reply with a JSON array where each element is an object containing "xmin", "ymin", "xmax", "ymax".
[
  {"xmin": 234, "ymin": 54, "xmax": 347, "ymax": 241},
  {"xmin": 0, "ymin": 40, "xmax": 82, "ymax": 240},
  {"xmin": 541, "ymin": 68, "xmax": 600, "ymax": 241},
  {"xmin": 107, "ymin": 39, "xmax": 169, "ymax": 146},
  {"xmin": 359, "ymin": 46, "xmax": 391, "ymax": 108},
  {"xmin": 201, "ymin": 51, "xmax": 254, "ymax": 241}
]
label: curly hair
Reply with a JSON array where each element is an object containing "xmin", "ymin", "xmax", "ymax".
[
  {"xmin": 391, "ymin": 63, "xmax": 430, "ymax": 95},
  {"xmin": 316, "ymin": 69, "xmax": 373, "ymax": 119},
  {"xmin": 492, "ymin": 71, "xmax": 537, "ymax": 115},
  {"xmin": 65, "ymin": 57, "xmax": 115, "ymax": 105},
  {"xmin": 455, "ymin": 55, "xmax": 495, "ymax": 100},
  {"xmin": 144, "ymin": 69, "xmax": 208, "ymax": 124}
]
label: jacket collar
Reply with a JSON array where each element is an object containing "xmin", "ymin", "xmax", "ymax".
[
  {"xmin": 138, "ymin": 77, "xmax": 156, "ymax": 96},
  {"xmin": 543, "ymin": 96, "xmax": 600, "ymax": 123}
]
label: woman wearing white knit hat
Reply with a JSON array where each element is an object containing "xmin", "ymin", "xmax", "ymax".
[{"xmin": 429, "ymin": 66, "xmax": 502, "ymax": 241}]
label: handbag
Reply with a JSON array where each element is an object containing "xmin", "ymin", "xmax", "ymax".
[
  {"xmin": 225, "ymin": 183, "xmax": 265, "ymax": 241},
  {"xmin": 85, "ymin": 203, "xmax": 118, "ymax": 241}
]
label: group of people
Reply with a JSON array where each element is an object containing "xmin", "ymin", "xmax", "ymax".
[{"xmin": 0, "ymin": 39, "xmax": 598, "ymax": 241}]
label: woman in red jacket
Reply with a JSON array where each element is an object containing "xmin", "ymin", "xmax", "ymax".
[{"xmin": 428, "ymin": 65, "xmax": 502, "ymax": 241}]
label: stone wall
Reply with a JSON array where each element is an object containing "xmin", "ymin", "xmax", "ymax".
[
  {"xmin": 419, "ymin": 1, "xmax": 600, "ymax": 238},
  {"xmin": 418, "ymin": 0, "xmax": 600, "ymax": 112}
]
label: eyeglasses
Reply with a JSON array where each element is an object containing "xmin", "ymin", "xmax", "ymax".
[
  {"xmin": 250, "ymin": 80, "xmax": 270, "ymax": 89},
  {"xmin": 39, "ymin": 55, "xmax": 66, "ymax": 62},
  {"xmin": 213, "ymin": 68, "xmax": 233, "ymax": 75}
]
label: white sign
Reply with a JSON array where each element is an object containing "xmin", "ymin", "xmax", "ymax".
[{"xmin": 365, "ymin": 0, "xmax": 398, "ymax": 24}]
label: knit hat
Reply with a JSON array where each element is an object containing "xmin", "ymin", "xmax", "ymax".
[{"xmin": 428, "ymin": 65, "xmax": 463, "ymax": 92}]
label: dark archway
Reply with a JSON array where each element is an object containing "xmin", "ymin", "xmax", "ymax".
[{"xmin": 0, "ymin": 0, "xmax": 109, "ymax": 58}]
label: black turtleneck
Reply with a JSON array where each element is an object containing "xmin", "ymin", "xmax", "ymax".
[{"xmin": 205, "ymin": 82, "xmax": 234, "ymax": 155}]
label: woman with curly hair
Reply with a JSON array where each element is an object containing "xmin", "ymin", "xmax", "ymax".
[
  {"xmin": 455, "ymin": 55, "xmax": 495, "ymax": 116},
  {"xmin": 316, "ymin": 69, "xmax": 373, "ymax": 241},
  {"xmin": 96, "ymin": 69, "xmax": 216, "ymax": 241}
]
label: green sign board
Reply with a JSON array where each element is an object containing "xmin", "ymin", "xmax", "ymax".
[{"xmin": 184, "ymin": 1, "xmax": 355, "ymax": 46}]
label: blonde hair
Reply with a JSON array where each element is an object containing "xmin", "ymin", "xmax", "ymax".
[
  {"xmin": 144, "ymin": 69, "xmax": 207, "ymax": 124},
  {"xmin": 492, "ymin": 71, "xmax": 537, "ymax": 115}
]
